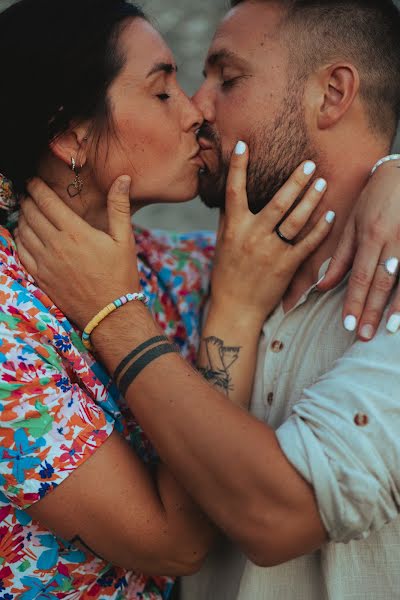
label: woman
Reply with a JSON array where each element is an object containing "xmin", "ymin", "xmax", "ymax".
[{"xmin": 0, "ymin": 0, "xmax": 342, "ymax": 597}]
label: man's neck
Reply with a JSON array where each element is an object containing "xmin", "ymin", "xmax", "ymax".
[{"xmin": 282, "ymin": 146, "xmax": 387, "ymax": 312}]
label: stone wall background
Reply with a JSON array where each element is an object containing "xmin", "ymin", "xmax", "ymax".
[{"xmin": 1, "ymin": 0, "xmax": 399, "ymax": 231}]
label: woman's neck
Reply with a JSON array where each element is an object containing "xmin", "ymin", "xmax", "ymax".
[{"xmin": 38, "ymin": 154, "xmax": 110, "ymax": 232}]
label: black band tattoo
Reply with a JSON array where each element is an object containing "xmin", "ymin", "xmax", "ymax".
[
  {"xmin": 114, "ymin": 335, "xmax": 169, "ymax": 383},
  {"xmin": 118, "ymin": 342, "xmax": 179, "ymax": 397},
  {"xmin": 198, "ymin": 336, "xmax": 241, "ymax": 395}
]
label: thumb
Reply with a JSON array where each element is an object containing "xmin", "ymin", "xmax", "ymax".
[
  {"xmin": 318, "ymin": 220, "xmax": 356, "ymax": 290},
  {"xmin": 107, "ymin": 175, "xmax": 132, "ymax": 242}
]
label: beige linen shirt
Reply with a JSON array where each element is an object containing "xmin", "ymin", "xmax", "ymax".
[{"xmin": 182, "ymin": 268, "xmax": 400, "ymax": 600}]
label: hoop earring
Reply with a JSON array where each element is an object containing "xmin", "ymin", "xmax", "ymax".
[{"xmin": 67, "ymin": 157, "xmax": 83, "ymax": 197}]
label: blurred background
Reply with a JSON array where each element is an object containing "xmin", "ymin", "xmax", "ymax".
[{"xmin": 1, "ymin": 0, "xmax": 399, "ymax": 231}]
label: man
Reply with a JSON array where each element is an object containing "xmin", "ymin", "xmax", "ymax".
[
  {"xmin": 13, "ymin": 1, "xmax": 400, "ymax": 599},
  {"xmin": 181, "ymin": 0, "xmax": 400, "ymax": 598}
]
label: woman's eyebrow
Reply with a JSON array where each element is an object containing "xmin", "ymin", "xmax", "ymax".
[{"xmin": 146, "ymin": 62, "xmax": 178, "ymax": 78}]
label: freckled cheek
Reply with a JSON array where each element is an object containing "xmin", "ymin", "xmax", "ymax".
[{"xmin": 118, "ymin": 118, "xmax": 178, "ymax": 168}]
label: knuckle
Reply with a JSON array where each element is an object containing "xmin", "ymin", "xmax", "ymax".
[
  {"xmin": 345, "ymin": 298, "xmax": 364, "ymax": 313},
  {"xmin": 367, "ymin": 219, "xmax": 386, "ymax": 243},
  {"xmin": 226, "ymin": 184, "xmax": 240, "ymax": 200},
  {"xmin": 273, "ymin": 196, "xmax": 289, "ymax": 216},
  {"xmin": 350, "ymin": 269, "xmax": 371, "ymax": 288},
  {"xmin": 374, "ymin": 276, "xmax": 394, "ymax": 294},
  {"xmin": 291, "ymin": 173, "xmax": 305, "ymax": 189},
  {"xmin": 66, "ymin": 231, "xmax": 80, "ymax": 244}
]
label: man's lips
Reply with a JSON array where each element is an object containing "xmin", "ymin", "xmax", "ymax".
[{"xmin": 198, "ymin": 137, "xmax": 214, "ymax": 151}]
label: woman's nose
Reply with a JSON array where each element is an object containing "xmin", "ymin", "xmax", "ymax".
[{"xmin": 183, "ymin": 95, "xmax": 204, "ymax": 132}]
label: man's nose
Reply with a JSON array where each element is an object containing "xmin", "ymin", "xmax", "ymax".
[{"xmin": 192, "ymin": 84, "xmax": 215, "ymax": 124}]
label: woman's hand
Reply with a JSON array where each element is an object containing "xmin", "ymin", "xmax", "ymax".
[
  {"xmin": 209, "ymin": 141, "xmax": 335, "ymax": 329},
  {"xmin": 15, "ymin": 176, "xmax": 139, "ymax": 330},
  {"xmin": 319, "ymin": 159, "xmax": 400, "ymax": 340}
]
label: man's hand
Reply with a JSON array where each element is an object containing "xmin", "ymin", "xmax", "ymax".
[
  {"xmin": 15, "ymin": 176, "xmax": 139, "ymax": 330},
  {"xmin": 319, "ymin": 160, "xmax": 400, "ymax": 340}
]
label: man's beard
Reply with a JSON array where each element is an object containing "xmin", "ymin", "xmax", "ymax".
[{"xmin": 198, "ymin": 88, "xmax": 318, "ymax": 214}]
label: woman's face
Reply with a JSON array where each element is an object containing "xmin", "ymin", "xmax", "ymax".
[{"xmin": 91, "ymin": 18, "xmax": 205, "ymax": 206}]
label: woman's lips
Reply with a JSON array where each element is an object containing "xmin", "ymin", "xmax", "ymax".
[{"xmin": 190, "ymin": 150, "xmax": 206, "ymax": 168}]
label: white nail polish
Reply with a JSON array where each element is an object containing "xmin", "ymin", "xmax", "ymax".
[
  {"xmin": 387, "ymin": 313, "xmax": 400, "ymax": 334},
  {"xmin": 385, "ymin": 257, "xmax": 399, "ymax": 276},
  {"xmin": 315, "ymin": 178, "xmax": 327, "ymax": 192},
  {"xmin": 235, "ymin": 141, "xmax": 246, "ymax": 155},
  {"xmin": 316, "ymin": 275, "xmax": 325, "ymax": 286},
  {"xmin": 344, "ymin": 315, "xmax": 357, "ymax": 332},
  {"xmin": 325, "ymin": 211, "xmax": 336, "ymax": 224},
  {"xmin": 303, "ymin": 161, "xmax": 316, "ymax": 175}
]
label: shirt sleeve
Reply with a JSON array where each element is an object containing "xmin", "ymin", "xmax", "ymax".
[
  {"xmin": 0, "ymin": 314, "xmax": 114, "ymax": 510},
  {"xmin": 276, "ymin": 315, "xmax": 400, "ymax": 543}
]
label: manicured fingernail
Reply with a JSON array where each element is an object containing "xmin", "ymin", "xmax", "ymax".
[
  {"xmin": 118, "ymin": 176, "xmax": 131, "ymax": 193},
  {"xmin": 303, "ymin": 161, "xmax": 316, "ymax": 175},
  {"xmin": 360, "ymin": 324, "xmax": 374, "ymax": 340},
  {"xmin": 387, "ymin": 313, "xmax": 400, "ymax": 334},
  {"xmin": 344, "ymin": 315, "xmax": 357, "ymax": 331},
  {"xmin": 235, "ymin": 141, "xmax": 247, "ymax": 155},
  {"xmin": 385, "ymin": 257, "xmax": 399, "ymax": 276},
  {"xmin": 325, "ymin": 211, "xmax": 336, "ymax": 224},
  {"xmin": 316, "ymin": 275, "xmax": 325, "ymax": 285},
  {"xmin": 315, "ymin": 178, "xmax": 327, "ymax": 192}
]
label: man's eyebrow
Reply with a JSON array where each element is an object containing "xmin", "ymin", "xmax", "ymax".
[
  {"xmin": 205, "ymin": 49, "xmax": 251, "ymax": 71},
  {"xmin": 146, "ymin": 62, "xmax": 178, "ymax": 78}
]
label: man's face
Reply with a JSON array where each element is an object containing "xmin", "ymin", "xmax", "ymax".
[{"xmin": 194, "ymin": 1, "xmax": 317, "ymax": 212}]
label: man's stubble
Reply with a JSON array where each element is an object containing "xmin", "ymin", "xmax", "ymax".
[{"xmin": 199, "ymin": 85, "xmax": 319, "ymax": 214}]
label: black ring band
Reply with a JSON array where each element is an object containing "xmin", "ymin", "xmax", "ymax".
[
  {"xmin": 274, "ymin": 225, "xmax": 295, "ymax": 246},
  {"xmin": 114, "ymin": 335, "xmax": 169, "ymax": 383},
  {"xmin": 118, "ymin": 343, "xmax": 179, "ymax": 397}
]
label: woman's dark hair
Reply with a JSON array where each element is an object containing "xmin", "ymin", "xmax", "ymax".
[{"xmin": 0, "ymin": 0, "xmax": 146, "ymax": 224}]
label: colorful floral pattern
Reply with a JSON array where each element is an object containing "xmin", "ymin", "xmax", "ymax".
[{"xmin": 0, "ymin": 220, "xmax": 215, "ymax": 599}]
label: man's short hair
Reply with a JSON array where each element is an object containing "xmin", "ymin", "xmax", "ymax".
[{"xmin": 230, "ymin": 0, "xmax": 400, "ymax": 140}]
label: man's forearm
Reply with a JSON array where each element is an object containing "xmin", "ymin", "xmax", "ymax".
[{"xmin": 92, "ymin": 302, "xmax": 326, "ymax": 563}]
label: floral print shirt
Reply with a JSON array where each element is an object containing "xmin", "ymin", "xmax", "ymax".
[{"xmin": 0, "ymin": 208, "xmax": 214, "ymax": 599}]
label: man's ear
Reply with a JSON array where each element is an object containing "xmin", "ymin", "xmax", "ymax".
[
  {"xmin": 49, "ymin": 124, "xmax": 90, "ymax": 168},
  {"xmin": 314, "ymin": 62, "xmax": 360, "ymax": 130}
]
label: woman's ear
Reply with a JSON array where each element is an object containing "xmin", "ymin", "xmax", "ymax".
[
  {"xmin": 49, "ymin": 124, "xmax": 90, "ymax": 168},
  {"xmin": 314, "ymin": 62, "xmax": 360, "ymax": 130}
]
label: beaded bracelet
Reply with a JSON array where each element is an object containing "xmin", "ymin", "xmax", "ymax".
[
  {"xmin": 370, "ymin": 154, "xmax": 400, "ymax": 176},
  {"xmin": 82, "ymin": 292, "xmax": 149, "ymax": 351}
]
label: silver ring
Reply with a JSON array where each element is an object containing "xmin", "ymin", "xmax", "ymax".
[{"xmin": 379, "ymin": 257, "xmax": 400, "ymax": 277}]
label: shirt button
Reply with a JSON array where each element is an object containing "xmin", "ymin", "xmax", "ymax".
[
  {"xmin": 267, "ymin": 392, "xmax": 274, "ymax": 405},
  {"xmin": 271, "ymin": 340, "xmax": 284, "ymax": 353},
  {"xmin": 354, "ymin": 413, "xmax": 369, "ymax": 427}
]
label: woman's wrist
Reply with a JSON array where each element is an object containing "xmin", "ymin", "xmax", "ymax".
[{"xmin": 206, "ymin": 298, "xmax": 266, "ymax": 333}]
